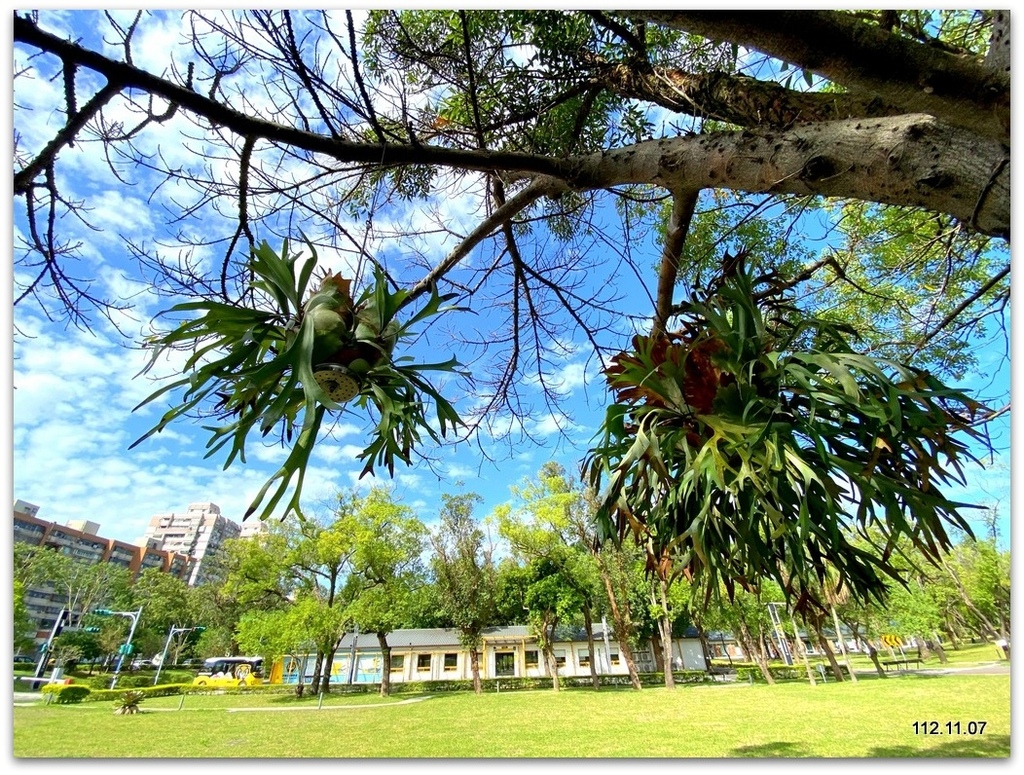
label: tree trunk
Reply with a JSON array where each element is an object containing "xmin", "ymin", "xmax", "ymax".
[
  {"xmin": 319, "ymin": 645, "xmax": 339, "ymax": 694},
  {"xmin": 541, "ymin": 619, "xmax": 560, "ymax": 693},
  {"xmin": 597, "ymin": 559, "xmax": 642, "ymax": 690},
  {"xmin": 915, "ymin": 635, "xmax": 933, "ymax": 662},
  {"xmin": 830, "ymin": 605, "xmax": 857, "ymax": 682},
  {"xmin": 941, "ymin": 558, "xmax": 1002, "ymax": 640},
  {"xmin": 866, "ymin": 643, "xmax": 887, "ymax": 678},
  {"xmin": 650, "ymin": 626, "xmax": 664, "ymax": 672},
  {"xmin": 737, "ymin": 619, "xmax": 774, "ymax": 684},
  {"xmin": 787, "ymin": 613, "xmax": 816, "ymax": 686},
  {"xmin": 931, "ymin": 632, "xmax": 949, "ymax": 664},
  {"xmin": 309, "ymin": 652, "xmax": 323, "ymax": 694},
  {"xmin": 470, "ymin": 647, "xmax": 482, "ymax": 694},
  {"xmin": 816, "ymin": 631, "xmax": 845, "ymax": 682},
  {"xmin": 377, "ymin": 632, "xmax": 392, "ymax": 697},
  {"xmin": 807, "ymin": 611, "xmax": 843, "ymax": 681},
  {"xmin": 583, "ymin": 605, "xmax": 600, "ymax": 691},
  {"xmin": 656, "ymin": 576, "xmax": 676, "ymax": 689},
  {"xmin": 693, "ymin": 621, "xmax": 714, "ymax": 673}
]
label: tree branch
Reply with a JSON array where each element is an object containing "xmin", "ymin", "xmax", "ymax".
[
  {"xmin": 652, "ymin": 189, "xmax": 699, "ymax": 337},
  {"xmin": 632, "ymin": 10, "xmax": 1010, "ymax": 143}
]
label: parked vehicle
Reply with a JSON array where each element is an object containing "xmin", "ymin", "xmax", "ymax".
[{"xmin": 192, "ymin": 656, "xmax": 266, "ymax": 687}]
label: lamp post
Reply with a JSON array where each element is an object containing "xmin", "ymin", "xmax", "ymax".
[
  {"xmin": 153, "ymin": 625, "xmax": 204, "ymax": 686},
  {"xmin": 95, "ymin": 607, "xmax": 143, "ymax": 689},
  {"xmin": 766, "ymin": 602, "xmax": 794, "ymax": 666}
]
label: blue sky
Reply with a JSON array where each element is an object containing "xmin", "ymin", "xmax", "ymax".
[{"xmin": 7, "ymin": 9, "xmax": 1013, "ymax": 551}]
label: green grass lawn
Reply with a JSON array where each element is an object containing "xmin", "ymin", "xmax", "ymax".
[{"xmin": 13, "ymin": 672, "xmax": 1009, "ymax": 758}]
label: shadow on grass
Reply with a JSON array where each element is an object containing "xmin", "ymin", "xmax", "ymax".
[
  {"xmin": 728, "ymin": 735, "xmax": 1010, "ymax": 759},
  {"xmin": 866, "ymin": 735, "xmax": 1010, "ymax": 758},
  {"xmin": 731, "ymin": 741, "xmax": 808, "ymax": 757}
]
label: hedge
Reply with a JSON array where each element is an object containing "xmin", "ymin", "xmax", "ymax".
[{"xmin": 35, "ymin": 669, "xmax": 725, "ymax": 704}]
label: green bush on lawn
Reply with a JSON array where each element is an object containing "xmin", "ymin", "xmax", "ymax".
[{"xmin": 39, "ymin": 670, "xmax": 720, "ymax": 704}]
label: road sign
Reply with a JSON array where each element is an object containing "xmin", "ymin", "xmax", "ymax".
[{"xmin": 881, "ymin": 634, "xmax": 901, "ymax": 648}]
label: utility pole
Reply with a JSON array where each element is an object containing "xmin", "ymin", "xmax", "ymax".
[
  {"xmin": 94, "ymin": 607, "xmax": 144, "ymax": 689},
  {"xmin": 153, "ymin": 624, "xmax": 205, "ymax": 685}
]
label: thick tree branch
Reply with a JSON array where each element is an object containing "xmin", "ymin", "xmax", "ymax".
[
  {"xmin": 16, "ymin": 16, "xmax": 1009, "ymax": 239},
  {"xmin": 13, "ymin": 15, "xmax": 568, "ymax": 179},
  {"xmin": 568, "ymin": 115, "xmax": 1009, "ymax": 239},
  {"xmin": 652, "ymin": 189, "xmax": 699, "ymax": 337},
  {"xmin": 984, "ymin": 11, "xmax": 1010, "ymax": 74},
  {"xmin": 594, "ymin": 60, "xmax": 900, "ymax": 129},
  {"xmin": 632, "ymin": 10, "xmax": 1010, "ymax": 143}
]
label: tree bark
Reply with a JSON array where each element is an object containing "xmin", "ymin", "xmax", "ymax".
[
  {"xmin": 632, "ymin": 10, "xmax": 1010, "ymax": 142},
  {"xmin": 540, "ymin": 617, "xmax": 560, "ymax": 692},
  {"xmin": 931, "ymin": 632, "xmax": 949, "ymax": 664},
  {"xmin": 595, "ymin": 552, "xmax": 642, "ymax": 690},
  {"xmin": 656, "ymin": 576, "xmax": 676, "ymax": 689},
  {"xmin": 866, "ymin": 642, "xmax": 887, "ymax": 678},
  {"xmin": 830, "ymin": 605, "xmax": 857, "ymax": 682},
  {"xmin": 470, "ymin": 646, "xmax": 482, "ymax": 694},
  {"xmin": 941, "ymin": 558, "xmax": 1002, "ymax": 640},
  {"xmin": 319, "ymin": 645, "xmax": 340, "ymax": 695},
  {"xmin": 583, "ymin": 605, "xmax": 600, "ymax": 691},
  {"xmin": 736, "ymin": 618, "xmax": 774, "ymax": 684},
  {"xmin": 376, "ymin": 632, "xmax": 392, "ymax": 697}
]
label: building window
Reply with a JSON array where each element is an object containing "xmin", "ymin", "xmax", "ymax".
[
  {"xmin": 577, "ymin": 649, "xmax": 590, "ymax": 667},
  {"xmin": 443, "ymin": 653, "xmax": 458, "ymax": 671},
  {"xmin": 609, "ymin": 651, "xmax": 620, "ymax": 666},
  {"xmin": 417, "ymin": 654, "xmax": 431, "ymax": 671},
  {"xmin": 554, "ymin": 650, "xmax": 566, "ymax": 667},
  {"xmin": 390, "ymin": 655, "xmax": 405, "ymax": 672},
  {"xmin": 525, "ymin": 650, "xmax": 539, "ymax": 667}
]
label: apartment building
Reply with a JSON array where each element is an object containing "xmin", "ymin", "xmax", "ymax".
[
  {"xmin": 12, "ymin": 500, "xmax": 194, "ymax": 647},
  {"xmin": 142, "ymin": 502, "xmax": 242, "ymax": 585}
]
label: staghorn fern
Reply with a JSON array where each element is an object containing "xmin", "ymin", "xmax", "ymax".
[
  {"xmin": 132, "ymin": 238, "xmax": 466, "ymax": 522},
  {"xmin": 583, "ymin": 255, "xmax": 991, "ymax": 612}
]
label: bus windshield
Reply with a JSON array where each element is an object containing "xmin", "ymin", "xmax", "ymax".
[{"xmin": 197, "ymin": 656, "xmax": 264, "ymax": 679}]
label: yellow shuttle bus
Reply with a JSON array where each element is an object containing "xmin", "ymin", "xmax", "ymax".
[{"xmin": 192, "ymin": 656, "xmax": 266, "ymax": 687}]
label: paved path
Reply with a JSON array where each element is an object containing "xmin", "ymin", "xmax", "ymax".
[{"xmin": 226, "ymin": 695, "xmax": 434, "ymax": 712}]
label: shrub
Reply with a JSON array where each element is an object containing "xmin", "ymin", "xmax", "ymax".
[{"xmin": 40, "ymin": 684, "xmax": 91, "ymax": 704}]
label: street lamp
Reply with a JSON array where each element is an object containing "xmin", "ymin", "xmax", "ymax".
[
  {"xmin": 766, "ymin": 602, "xmax": 794, "ymax": 666},
  {"xmin": 153, "ymin": 625, "xmax": 205, "ymax": 686},
  {"xmin": 94, "ymin": 607, "xmax": 143, "ymax": 689}
]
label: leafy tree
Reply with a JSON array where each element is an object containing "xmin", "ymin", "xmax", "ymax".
[
  {"xmin": 496, "ymin": 463, "xmax": 606, "ymax": 689},
  {"xmin": 217, "ymin": 511, "xmax": 356, "ymax": 693},
  {"xmin": 342, "ymin": 486, "xmax": 429, "ymax": 696},
  {"xmin": 13, "ymin": 579, "xmax": 37, "ymax": 656},
  {"xmin": 430, "ymin": 491, "xmax": 496, "ymax": 694},
  {"xmin": 129, "ymin": 569, "xmax": 196, "ymax": 660},
  {"xmin": 14, "ymin": 544, "xmax": 134, "ymax": 620},
  {"xmin": 521, "ymin": 557, "xmax": 585, "ymax": 692},
  {"xmin": 50, "ymin": 629, "xmax": 103, "ymax": 672},
  {"xmin": 491, "ymin": 558, "xmax": 532, "ymax": 627}
]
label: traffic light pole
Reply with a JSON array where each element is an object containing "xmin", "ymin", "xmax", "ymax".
[
  {"xmin": 107, "ymin": 607, "xmax": 143, "ymax": 690},
  {"xmin": 34, "ymin": 608, "xmax": 68, "ymax": 679},
  {"xmin": 153, "ymin": 625, "xmax": 203, "ymax": 686}
]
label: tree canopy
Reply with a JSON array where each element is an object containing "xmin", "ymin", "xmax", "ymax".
[{"xmin": 13, "ymin": 10, "xmax": 1009, "ymax": 610}]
